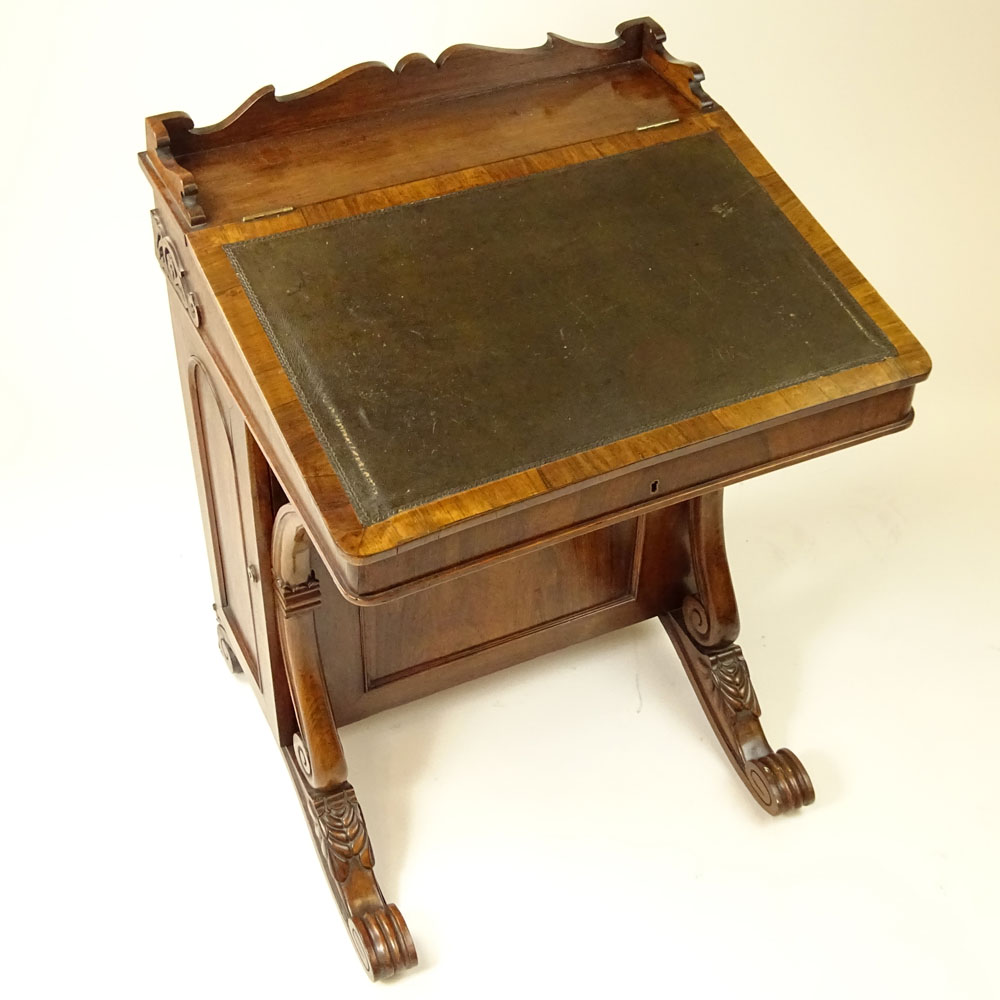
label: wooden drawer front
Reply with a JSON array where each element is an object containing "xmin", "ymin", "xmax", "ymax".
[{"xmin": 359, "ymin": 519, "xmax": 641, "ymax": 688}]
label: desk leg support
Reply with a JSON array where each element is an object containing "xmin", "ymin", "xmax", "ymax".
[
  {"xmin": 216, "ymin": 623, "xmax": 242, "ymax": 674},
  {"xmin": 661, "ymin": 491, "xmax": 815, "ymax": 816},
  {"xmin": 272, "ymin": 505, "xmax": 418, "ymax": 981}
]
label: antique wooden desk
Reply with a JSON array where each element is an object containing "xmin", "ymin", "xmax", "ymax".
[{"xmin": 140, "ymin": 18, "xmax": 931, "ymax": 980}]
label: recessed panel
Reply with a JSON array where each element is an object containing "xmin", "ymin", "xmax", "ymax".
[{"xmin": 360, "ymin": 519, "xmax": 640, "ymax": 687}]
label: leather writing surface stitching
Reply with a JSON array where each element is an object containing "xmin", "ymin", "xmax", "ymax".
[{"xmin": 225, "ymin": 132, "xmax": 895, "ymax": 526}]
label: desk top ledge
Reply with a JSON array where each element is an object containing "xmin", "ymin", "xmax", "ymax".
[{"xmin": 140, "ymin": 17, "xmax": 711, "ymax": 231}]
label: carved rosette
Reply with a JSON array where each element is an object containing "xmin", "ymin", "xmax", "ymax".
[{"xmin": 151, "ymin": 211, "xmax": 201, "ymax": 327}]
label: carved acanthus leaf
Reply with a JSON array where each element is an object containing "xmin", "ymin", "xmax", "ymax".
[
  {"xmin": 707, "ymin": 646, "xmax": 760, "ymax": 717},
  {"xmin": 305, "ymin": 783, "xmax": 375, "ymax": 884}
]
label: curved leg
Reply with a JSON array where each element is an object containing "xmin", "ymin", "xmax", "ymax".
[
  {"xmin": 272, "ymin": 504, "xmax": 417, "ymax": 980},
  {"xmin": 661, "ymin": 491, "xmax": 814, "ymax": 816}
]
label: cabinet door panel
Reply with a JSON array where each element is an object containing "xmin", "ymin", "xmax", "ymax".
[{"xmin": 188, "ymin": 358, "xmax": 260, "ymax": 681}]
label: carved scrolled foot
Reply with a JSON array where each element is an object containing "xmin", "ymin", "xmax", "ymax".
[
  {"xmin": 663, "ymin": 610, "xmax": 814, "ymax": 816},
  {"xmin": 285, "ymin": 749, "xmax": 418, "ymax": 980},
  {"xmin": 273, "ymin": 504, "xmax": 417, "ymax": 979},
  {"xmin": 745, "ymin": 749, "xmax": 814, "ymax": 815},
  {"xmin": 349, "ymin": 905, "xmax": 418, "ymax": 981},
  {"xmin": 216, "ymin": 623, "xmax": 241, "ymax": 674}
]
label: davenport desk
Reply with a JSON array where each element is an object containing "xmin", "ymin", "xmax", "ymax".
[{"xmin": 140, "ymin": 18, "xmax": 931, "ymax": 980}]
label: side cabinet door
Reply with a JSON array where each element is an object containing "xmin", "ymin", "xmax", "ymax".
[
  {"xmin": 186, "ymin": 355, "xmax": 261, "ymax": 683},
  {"xmin": 236, "ymin": 424, "xmax": 296, "ymax": 743},
  {"xmin": 168, "ymin": 288, "xmax": 292, "ymax": 740}
]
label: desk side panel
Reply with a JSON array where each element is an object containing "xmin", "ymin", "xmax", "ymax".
[{"xmin": 315, "ymin": 506, "xmax": 688, "ymax": 724}]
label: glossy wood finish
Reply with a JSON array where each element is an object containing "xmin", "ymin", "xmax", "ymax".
[
  {"xmin": 364, "ymin": 519, "xmax": 641, "ymax": 683},
  {"xmin": 146, "ymin": 115, "xmax": 929, "ymax": 589},
  {"xmin": 272, "ymin": 504, "xmax": 416, "ymax": 981},
  {"xmin": 168, "ymin": 289, "xmax": 294, "ymax": 740},
  {"xmin": 142, "ymin": 18, "xmax": 705, "ymax": 227},
  {"xmin": 144, "ymin": 17, "xmax": 930, "ymax": 980},
  {"xmin": 318, "ymin": 504, "xmax": 689, "ymax": 725},
  {"xmin": 663, "ymin": 492, "xmax": 815, "ymax": 814}
]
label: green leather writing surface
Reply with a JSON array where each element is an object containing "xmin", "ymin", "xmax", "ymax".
[{"xmin": 225, "ymin": 131, "xmax": 895, "ymax": 526}]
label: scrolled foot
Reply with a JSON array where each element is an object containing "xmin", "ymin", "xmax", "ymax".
[
  {"xmin": 661, "ymin": 491, "xmax": 815, "ymax": 815},
  {"xmin": 273, "ymin": 504, "xmax": 417, "ymax": 980},
  {"xmin": 284, "ymin": 749, "xmax": 418, "ymax": 979},
  {"xmin": 663, "ymin": 610, "xmax": 814, "ymax": 816},
  {"xmin": 745, "ymin": 748, "xmax": 815, "ymax": 816},
  {"xmin": 217, "ymin": 623, "xmax": 241, "ymax": 674},
  {"xmin": 349, "ymin": 904, "xmax": 418, "ymax": 981}
]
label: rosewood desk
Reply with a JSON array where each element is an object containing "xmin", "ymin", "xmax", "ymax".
[{"xmin": 140, "ymin": 18, "xmax": 931, "ymax": 980}]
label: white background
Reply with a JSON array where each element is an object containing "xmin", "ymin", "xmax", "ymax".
[{"xmin": 2, "ymin": 2, "xmax": 998, "ymax": 997}]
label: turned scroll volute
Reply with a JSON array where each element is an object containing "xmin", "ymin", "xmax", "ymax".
[{"xmin": 681, "ymin": 491, "xmax": 740, "ymax": 648}]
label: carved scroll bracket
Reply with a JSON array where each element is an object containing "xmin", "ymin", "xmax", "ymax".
[
  {"xmin": 663, "ymin": 490, "xmax": 814, "ymax": 815},
  {"xmin": 681, "ymin": 492, "xmax": 740, "ymax": 648},
  {"xmin": 272, "ymin": 503, "xmax": 417, "ymax": 980},
  {"xmin": 272, "ymin": 506, "xmax": 345, "ymax": 790},
  {"xmin": 151, "ymin": 211, "xmax": 201, "ymax": 327}
]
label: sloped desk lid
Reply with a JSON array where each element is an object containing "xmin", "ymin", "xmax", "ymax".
[{"xmin": 225, "ymin": 131, "xmax": 894, "ymax": 526}]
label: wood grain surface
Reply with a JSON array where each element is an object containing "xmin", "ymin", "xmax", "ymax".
[{"xmin": 143, "ymin": 19, "xmax": 932, "ymax": 981}]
